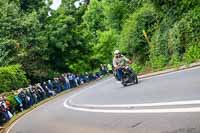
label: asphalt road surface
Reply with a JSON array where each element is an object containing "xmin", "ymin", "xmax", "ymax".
[{"xmin": 8, "ymin": 67, "xmax": 200, "ymax": 133}]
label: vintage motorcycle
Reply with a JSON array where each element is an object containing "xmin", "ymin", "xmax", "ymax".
[{"xmin": 121, "ymin": 66, "xmax": 138, "ymax": 86}]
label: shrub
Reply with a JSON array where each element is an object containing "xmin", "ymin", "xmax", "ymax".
[
  {"xmin": 169, "ymin": 54, "xmax": 181, "ymax": 68},
  {"xmin": 150, "ymin": 17, "xmax": 174, "ymax": 59},
  {"xmin": 183, "ymin": 44, "xmax": 200, "ymax": 63},
  {"xmin": 150, "ymin": 7, "xmax": 200, "ymax": 69},
  {"xmin": 131, "ymin": 63, "xmax": 143, "ymax": 73},
  {"xmin": 150, "ymin": 54, "xmax": 168, "ymax": 70},
  {"xmin": 0, "ymin": 65, "xmax": 29, "ymax": 92},
  {"xmin": 119, "ymin": 3, "xmax": 159, "ymax": 63},
  {"xmin": 168, "ymin": 7, "xmax": 200, "ymax": 57}
]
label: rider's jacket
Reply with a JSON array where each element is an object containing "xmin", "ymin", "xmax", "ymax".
[{"xmin": 113, "ymin": 55, "xmax": 129, "ymax": 68}]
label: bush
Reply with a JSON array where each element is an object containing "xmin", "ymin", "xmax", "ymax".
[
  {"xmin": 150, "ymin": 54, "xmax": 168, "ymax": 70},
  {"xmin": 151, "ymin": 0, "xmax": 200, "ymax": 18},
  {"xmin": 131, "ymin": 63, "xmax": 143, "ymax": 73},
  {"xmin": 168, "ymin": 7, "xmax": 200, "ymax": 57},
  {"xmin": 150, "ymin": 6, "xmax": 200, "ymax": 69},
  {"xmin": 169, "ymin": 54, "xmax": 181, "ymax": 68},
  {"xmin": 150, "ymin": 17, "xmax": 174, "ymax": 59},
  {"xmin": 0, "ymin": 65, "xmax": 29, "ymax": 92},
  {"xmin": 183, "ymin": 44, "xmax": 200, "ymax": 63},
  {"xmin": 119, "ymin": 3, "xmax": 159, "ymax": 63}
]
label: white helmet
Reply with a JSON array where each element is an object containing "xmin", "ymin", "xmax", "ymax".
[{"xmin": 114, "ymin": 50, "xmax": 120, "ymax": 55}]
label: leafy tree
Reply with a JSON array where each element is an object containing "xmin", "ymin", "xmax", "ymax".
[
  {"xmin": 46, "ymin": 5, "xmax": 91, "ymax": 72},
  {"xmin": 19, "ymin": 0, "xmax": 47, "ymax": 12},
  {"xmin": 119, "ymin": 4, "xmax": 159, "ymax": 63},
  {"xmin": 93, "ymin": 29, "xmax": 119, "ymax": 63},
  {"xmin": 102, "ymin": 0, "xmax": 128, "ymax": 31},
  {"xmin": 83, "ymin": 0, "xmax": 105, "ymax": 37}
]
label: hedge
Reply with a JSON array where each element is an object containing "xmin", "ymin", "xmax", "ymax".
[{"xmin": 0, "ymin": 65, "xmax": 29, "ymax": 93}]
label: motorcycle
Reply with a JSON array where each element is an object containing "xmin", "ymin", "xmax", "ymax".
[{"xmin": 121, "ymin": 66, "xmax": 138, "ymax": 86}]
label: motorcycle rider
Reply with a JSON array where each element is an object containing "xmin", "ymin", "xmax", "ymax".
[{"xmin": 113, "ymin": 50, "xmax": 132, "ymax": 81}]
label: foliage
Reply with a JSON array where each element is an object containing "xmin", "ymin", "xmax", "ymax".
[
  {"xmin": 124, "ymin": 0, "xmax": 146, "ymax": 13},
  {"xmin": 102, "ymin": 0, "xmax": 128, "ymax": 31},
  {"xmin": 169, "ymin": 54, "xmax": 181, "ymax": 68},
  {"xmin": 183, "ymin": 44, "xmax": 200, "ymax": 64},
  {"xmin": 0, "ymin": 65, "xmax": 29, "ymax": 92},
  {"xmin": 131, "ymin": 63, "xmax": 143, "ymax": 73},
  {"xmin": 150, "ymin": 0, "xmax": 200, "ymax": 20},
  {"xmin": 150, "ymin": 54, "xmax": 168, "ymax": 70},
  {"xmin": 47, "ymin": 7, "xmax": 90, "ymax": 73},
  {"xmin": 169, "ymin": 7, "xmax": 200, "ymax": 56},
  {"xmin": 119, "ymin": 3, "xmax": 159, "ymax": 63},
  {"xmin": 93, "ymin": 29, "xmax": 119, "ymax": 63},
  {"xmin": 83, "ymin": 0, "xmax": 105, "ymax": 36}
]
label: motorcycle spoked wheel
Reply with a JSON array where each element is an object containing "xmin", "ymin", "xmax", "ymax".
[
  {"xmin": 122, "ymin": 75, "xmax": 129, "ymax": 86},
  {"xmin": 130, "ymin": 71, "xmax": 138, "ymax": 84}
]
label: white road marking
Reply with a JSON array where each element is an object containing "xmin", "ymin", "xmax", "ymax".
[
  {"xmin": 74, "ymin": 100, "xmax": 200, "ymax": 108},
  {"xmin": 64, "ymin": 101, "xmax": 200, "ymax": 113}
]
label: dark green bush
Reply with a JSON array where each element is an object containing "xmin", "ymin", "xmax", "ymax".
[
  {"xmin": 0, "ymin": 65, "xmax": 29, "ymax": 92},
  {"xmin": 150, "ymin": 6, "xmax": 200, "ymax": 68},
  {"xmin": 151, "ymin": 0, "xmax": 200, "ymax": 19},
  {"xmin": 119, "ymin": 3, "xmax": 159, "ymax": 63},
  {"xmin": 168, "ymin": 7, "xmax": 200, "ymax": 57}
]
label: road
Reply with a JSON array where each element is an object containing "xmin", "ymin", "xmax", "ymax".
[{"xmin": 8, "ymin": 67, "xmax": 200, "ymax": 133}]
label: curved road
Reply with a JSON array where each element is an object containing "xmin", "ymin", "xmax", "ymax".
[{"xmin": 8, "ymin": 67, "xmax": 200, "ymax": 133}]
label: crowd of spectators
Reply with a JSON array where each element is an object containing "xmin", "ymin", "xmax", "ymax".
[{"xmin": 0, "ymin": 65, "xmax": 113, "ymax": 125}]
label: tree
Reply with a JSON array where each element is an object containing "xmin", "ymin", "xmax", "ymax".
[
  {"xmin": 19, "ymin": 0, "xmax": 47, "ymax": 12},
  {"xmin": 119, "ymin": 4, "xmax": 159, "ymax": 63},
  {"xmin": 46, "ymin": 5, "xmax": 91, "ymax": 73},
  {"xmin": 102, "ymin": 0, "xmax": 128, "ymax": 31}
]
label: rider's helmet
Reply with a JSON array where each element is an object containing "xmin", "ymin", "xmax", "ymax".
[{"xmin": 114, "ymin": 50, "xmax": 120, "ymax": 55}]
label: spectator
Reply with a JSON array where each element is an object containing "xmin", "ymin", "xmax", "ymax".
[
  {"xmin": 104, "ymin": 64, "xmax": 108, "ymax": 74},
  {"xmin": 29, "ymin": 85, "xmax": 38, "ymax": 104},
  {"xmin": 68, "ymin": 73, "xmax": 75, "ymax": 88},
  {"xmin": 0, "ymin": 97, "xmax": 13, "ymax": 122},
  {"xmin": 59, "ymin": 74, "xmax": 69, "ymax": 90},
  {"xmin": 18, "ymin": 89, "xmax": 29, "ymax": 109},
  {"xmin": 85, "ymin": 72, "xmax": 89, "ymax": 82},
  {"xmin": 47, "ymin": 80, "xmax": 54, "ymax": 91},
  {"xmin": 36, "ymin": 83, "xmax": 46, "ymax": 99},
  {"xmin": 53, "ymin": 78, "xmax": 62, "ymax": 93},
  {"xmin": 14, "ymin": 91, "xmax": 23, "ymax": 112},
  {"xmin": 64, "ymin": 74, "xmax": 71, "ymax": 89},
  {"xmin": 24, "ymin": 88, "xmax": 33, "ymax": 107},
  {"xmin": 100, "ymin": 64, "xmax": 105, "ymax": 75},
  {"xmin": 42, "ymin": 82, "xmax": 50, "ymax": 97},
  {"xmin": 107, "ymin": 64, "xmax": 113, "ymax": 74}
]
